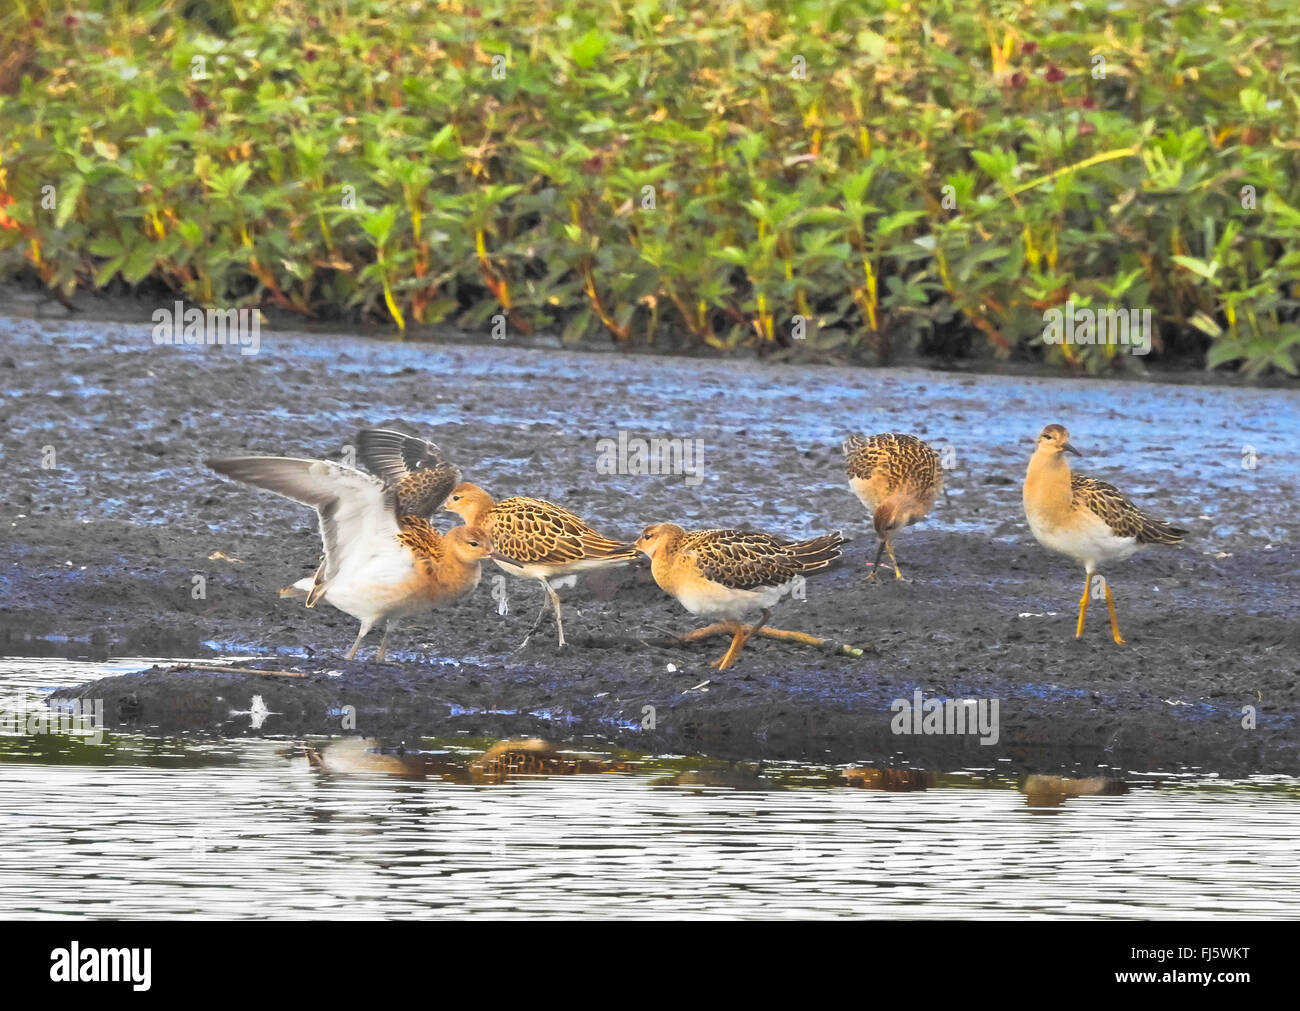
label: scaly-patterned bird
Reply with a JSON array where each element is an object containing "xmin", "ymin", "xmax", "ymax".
[
  {"xmin": 631, "ymin": 524, "xmax": 845, "ymax": 670},
  {"xmin": 1022, "ymin": 424, "xmax": 1186, "ymax": 645},
  {"xmin": 441, "ymin": 481, "xmax": 639, "ymax": 648},
  {"xmin": 206, "ymin": 437, "xmax": 496, "ymax": 660},
  {"xmin": 843, "ymin": 432, "xmax": 943, "ymax": 581}
]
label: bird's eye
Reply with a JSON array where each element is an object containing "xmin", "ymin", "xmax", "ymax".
[{"xmin": 468, "ymin": 540, "xmax": 479, "ymax": 547}]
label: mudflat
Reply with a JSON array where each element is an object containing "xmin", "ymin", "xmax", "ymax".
[{"xmin": 2, "ymin": 314, "xmax": 1296, "ymax": 775}]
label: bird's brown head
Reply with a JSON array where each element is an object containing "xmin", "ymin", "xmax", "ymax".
[
  {"xmin": 1035, "ymin": 424, "xmax": 1081, "ymax": 457},
  {"xmin": 631, "ymin": 523, "xmax": 683, "ymax": 559},
  {"xmin": 445, "ymin": 524, "xmax": 494, "ymax": 563},
  {"xmin": 444, "ymin": 482, "xmax": 493, "ymax": 523},
  {"xmin": 873, "ymin": 500, "xmax": 904, "ymax": 536}
]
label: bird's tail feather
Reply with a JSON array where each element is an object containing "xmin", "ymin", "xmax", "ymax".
[{"xmin": 788, "ymin": 532, "xmax": 845, "ymax": 571}]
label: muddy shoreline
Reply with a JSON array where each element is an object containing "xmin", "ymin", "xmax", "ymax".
[
  {"xmin": 5, "ymin": 276, "xmax": 1297, "ymax": 389},
  {"xmin": 3, "ymin": 308, "xmax": 1298, "ymax": 775}
]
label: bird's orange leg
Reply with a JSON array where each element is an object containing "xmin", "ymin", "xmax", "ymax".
[
  {"xmin": 679, "ymin": 622, "xmax": 734, "ymax": 642},
  {"xmin": 711, "ymin": 611, "xmax": 771, "ymax": 670},
  {"xmin": 885, "ymin": 541, "xmax": 906, "ymax": 581},
  {"xmin": 671, "ymin": 622, "xmax": 865, "ymax": 660},
  {"xmin": 1075, "ymin": 573, "xmax": 1092, "ymax": 639},
  {"xmin": 1103, "ymin": 581, "xmax": 1126, "ymax": 646},
  {"xmin": 709, "ymin": 622, "xmax": 745, "ymax": 670}
]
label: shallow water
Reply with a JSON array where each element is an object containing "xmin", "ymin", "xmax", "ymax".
[{"xmin": 2, "ymin": 656, "xmax": 1297, "ymax": 919}]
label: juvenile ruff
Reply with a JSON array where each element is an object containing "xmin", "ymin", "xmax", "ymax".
[
  {"xmin": 205, "ymin": 454, "xmax": 495, "ymax": 661},
  {"xmin": 632, "ymin": 524, "xmax": 844, "ymax": 670},
  {"xmin": 843, "ymin": 433, "xmax": 942, "ymax": 581},
  {"xmin": 444, "ymin": 481, "xmax": 639, "ymax": 648},
  {"xmin": 1022, "ymin": 424, "xmax": 1186, "ymax": 645}
]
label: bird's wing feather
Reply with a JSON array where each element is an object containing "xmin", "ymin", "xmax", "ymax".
[
  {"xmin": 487, "ymin": 497, "xmax": 638, "ymax": 566},
  {"xmin": 356, "ymin": 428, "xmax": 461, "ymax": 517},
  {"xmin": 1071, "ymin": 475, "xmax": 1186, "ymax": 544},
  {"xmin": 205, "ymin": 456, "xmax": 403, "ymax": 582},
  {"xmin": 684, "ymin": 529, "xmax": 844, "ymax": 590}
]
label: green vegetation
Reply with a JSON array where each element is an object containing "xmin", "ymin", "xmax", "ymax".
[{"xmin": 2, "ymin": 0, "xmax": 1298, "ymax": 374}]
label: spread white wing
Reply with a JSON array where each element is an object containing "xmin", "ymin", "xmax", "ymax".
[{"xmin": 205, "ymin": 456, "xmax": 403, "ymax": 588}]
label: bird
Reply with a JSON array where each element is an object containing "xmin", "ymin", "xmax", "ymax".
[
  {"xmin": 440, "ymin": 481, "xmax": 639, "ymax": 648},
  {"xmin": 843, "ymin": 432, "xmax": 943, "ymax": 581},
  {"xmin": 1022, "ymin": 423, "xmax": 1186, "ymax": 645},
  {"xmin": 630, "ymin": 523, "xmax": 845, "ymax": 670},
  {"xmin": 205, "ymin": 437, "xmax": 498, "ymax": 661}
]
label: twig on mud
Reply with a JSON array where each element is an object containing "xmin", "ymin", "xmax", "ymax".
[{"xmin": 171, "ymin": 663, "xmax": 309, "ymax": 679}]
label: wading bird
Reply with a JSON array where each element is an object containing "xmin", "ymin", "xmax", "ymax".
[
  {"xmin": 206, "ymin": 432, "xmax": 498, "ymax": 660},
  {"xmin": 843, "ymin": 432, "xmax": 942, "ymax": 581},
  {"xmin": 631, "ymin": 523, "xmax": 844, "ymax": 670},
  {"xmin": 441, "ymin": 482, "xmax": 639, "ymax": 649},
  {"xmin": 1022, "ymin": 424, "xmax": 1186, "ymax": 645}
]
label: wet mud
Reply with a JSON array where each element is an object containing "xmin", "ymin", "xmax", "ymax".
[{"xmin": 2, "ymin": 310, "xmax": 1298, "ymax": 775}]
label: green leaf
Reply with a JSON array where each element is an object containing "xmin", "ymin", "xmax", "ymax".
[
  {"xmin": 361, "ymin": 204, "xmax": 400, "ymax": 245},
  {"xmin": 1204, "ymin": 340, "xmax": 1245, "ymax": 369},
  {"xmin": 856, "ymin": 31, "xmax": 888, "ymax": 60},
  {"xmin": 1171, "ymin": 255, "xmax": 1218, "ymax": 281},
  {"xmin": 876, "ymin": 210, "xmax": 926, "ymax": 237},
  {"xmin": 571, "ymin": 29, "xmax": 607, "ymax": 70},
  {"xmin": 562, "ymin": 308, "xmax": 592, "ymax": 342},
  {"xmin": 55, "ymin": 176, "xmax": 86, "ymax": 228},
  {"xmin": 1188, "ymin": 311, "xmax": 1222, "ymax": 338},
  {"xmin": 427, "ymin": 123, "xmax": 457, "ymax": 158},
  {"xmin": 122, "ymin": 246, "xmax": 156, "ymax": 284},
  {"xmin": 1262, "ymin": 192, "xmax": 1300, "ymax": 229},
  {"xmin": 93, "ymin": 256, "xmax": 125, "ymax": 287},
  {"xmin": 88, "ymin": 236, "xmax": 124, "ymax": 257}
]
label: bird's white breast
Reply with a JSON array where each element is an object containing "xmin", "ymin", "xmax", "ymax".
[
  {"xmin": 319, "ymin": 546, "xmax": 424, "ymax": 622},
  {"xmin": 1026, "ymin": 508, "xmax": 1139, "ymax": 571},
  {"xmin": 674, "ymin": 580, "xmax": 789, "ymax": 622}
]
